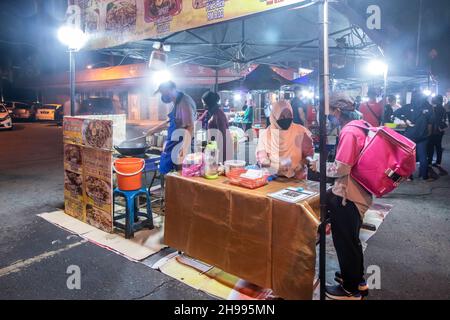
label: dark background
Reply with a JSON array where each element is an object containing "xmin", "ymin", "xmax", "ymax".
[{"xmin": 0, "ymin": 0, "xmax": 449, "ymax": 101}]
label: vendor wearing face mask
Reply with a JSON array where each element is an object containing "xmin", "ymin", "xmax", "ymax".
[
  {"xmin": 256, "ymin": 100, "xmax": 314, "ymax": 179},
  {"xmin": 151, "ymin": 81, "xmax": 196, "ymax": 174}
]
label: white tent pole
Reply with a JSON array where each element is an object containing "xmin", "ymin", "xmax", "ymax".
[{"xmin": 318, "ymin": 0, "xmax": 330, "ymax": 301}]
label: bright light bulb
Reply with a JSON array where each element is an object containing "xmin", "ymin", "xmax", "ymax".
[
  {"xmin": 423, "ymin": 89, "xmax": 432, "ymax": 96},
  {"xmin": 302, "ymin": 90, "xmax": 314, "ymax": 99},
  {"xmin": 57, "ymin": 26, "xmax": 87, "ymax": 50},
  {"xmin": 367, "ymin": 60, "xmax": 388, "ymax": 76},
  {"xmin": 234, "ymin": 93, "xmax": 242, "ymax": 101},
  {"xmin": 153, "ymin": 70, "xmax": 172, "ymax": 85}
]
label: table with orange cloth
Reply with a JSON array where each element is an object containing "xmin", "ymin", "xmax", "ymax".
[{"xmin": 164, "ymin": 173, "xmax": 321, "ymax": 300}]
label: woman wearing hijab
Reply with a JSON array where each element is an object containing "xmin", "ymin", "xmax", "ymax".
[
  {"xmin": 256, "ymin": 100, "xmax": 314, "ymax": 179},
  {"xmin": 202, "ymin": 91, "xmax": 231, "ymax": 162}
]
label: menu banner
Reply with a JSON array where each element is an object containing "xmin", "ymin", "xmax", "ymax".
[
  {"xmin": 82, "ymin": 119, "xmax": 113, "ymax": 151},
  {"xmin": 63, "ymin": 117, "xmax": 114, "ymax": 233},
  {"xmin": 70, "ymin": 0, "xmax": 306, "ymax": 50},
  {"xmin": 63, "ymin": 117, "xmax": 84, "ymax": 145},
  {"xmin": 64, "ymin": 144, "xmax": 83, "ymax": 174},
  {"xmin": 65, "ymin": 197, "xmax": 85, "ymax": 221},
  {"xmin": 83, "ymin": 148, "xmax": 113, "ymax": 216}
]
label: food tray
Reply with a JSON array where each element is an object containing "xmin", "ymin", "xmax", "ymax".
[{"xmin": 227, "ymin": 169, "xmax": 268, "ymax": 189}]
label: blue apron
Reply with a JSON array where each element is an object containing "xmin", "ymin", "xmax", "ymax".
[{"xmin": 159, "ymin": 93, "xmax": 184, "ymax": 174}]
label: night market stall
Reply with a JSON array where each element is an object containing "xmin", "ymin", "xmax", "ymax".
[{"xmin": 53, "ymin": 0, "xmax": 389, "ymax": 300}]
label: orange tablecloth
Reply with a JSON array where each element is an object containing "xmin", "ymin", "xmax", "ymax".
[{"xmin": 164, "ymin": 173, "xmax": 320, "ymax": 299}]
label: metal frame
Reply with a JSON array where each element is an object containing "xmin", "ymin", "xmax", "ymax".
[
  {"xmin": 97, "ymin": 6, "xmax": 377, "ymax": 72},
  {"xmin": 91, "ymin": 1, "xmax": 382, "ymax": 300}
]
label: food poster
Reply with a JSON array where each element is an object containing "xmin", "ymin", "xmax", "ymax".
[
  {"xmin": 85, "ymin": 204, "xmax": 113, "ymax": 233},
  {"xmin": 78, "ymin": 114, "xmax": 126, "ymax": 146},
  {"xmin": 64, "ymin": 143, "xmax": 83, "ymax": 174},
  {"xmin": 63, "ymin": 116, "xmax": 114, "ymax": 233},
  {"xmin": 82, "ymin": 147, "xmax": 113, "ymax": 233},
  {"xmin": 64, "ymin": 169, "xmax": 84, "ymax": 202},
  {"xmin": 64, "ymin": 197, "xmax": 86, "ymax": 221},
  {"xmin": 71, "ymin": 0, "xmax": 307, "ymax": 50},
  {"xmin": 63, "ymin": 117, "xmax": 84, "ymax": 145},
  {"xmin": 82, "ymin": 119, "xmax": 113, "ymax": 150}
]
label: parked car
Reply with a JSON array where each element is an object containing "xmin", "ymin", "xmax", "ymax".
[
  {"xmin": 78, "ymin": 97, "xmax": 124, "ymax": 115},
  {"xmin": 35, "ymin": 104, "xmax": 63, "ymax": 121},
  {"xmin": 4, "ymin": 101, "xmax": 16, "ymax": 114},
  {"xmin": 0, "ymin": 104, "xmax": 13, "ymax": 130},
  {"xmin": 7, "ymin": 101, "xmax": 36, "ymax": 121}
]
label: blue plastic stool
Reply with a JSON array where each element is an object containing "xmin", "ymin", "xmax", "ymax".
[{"xmin": 113, "ymin": 187, "xmax": 154, "ymax": 239}]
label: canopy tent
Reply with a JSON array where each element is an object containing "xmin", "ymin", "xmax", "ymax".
[
  {"xmin": 97, "ymin": 3, "xmax": 379, "ymax": 75},
  {"xmin": 72, "ymin": 0, "xmax": 382, "ymax": 301},
  {"xmin": 217, "ymin": 64, "xmax": 294, "ymax": 91}
]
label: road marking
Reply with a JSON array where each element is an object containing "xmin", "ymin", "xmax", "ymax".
[{"xmin": 0, "ymin": 240, "xmax": 87, "ymax": 278}]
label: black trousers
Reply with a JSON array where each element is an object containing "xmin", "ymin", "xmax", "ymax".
[
  {"xmin": 427, "ymin": 133, "xmax": 444, "ymax": 165},
  {"xmin": 326, "ymin": 190, "xmax": 364, "ymax": 292}
]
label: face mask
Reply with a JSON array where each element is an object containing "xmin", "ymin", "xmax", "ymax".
[
  {"xmin": 161, "ymin": 95, "xmax": 172, "ymax": 104},
  {"xmin": 277, "ymin": 118, "xmax": 293, "ymax": 130}
]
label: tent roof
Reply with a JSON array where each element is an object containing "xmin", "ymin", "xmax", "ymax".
[
  {"xmin": 218, "ymin": 64, "xmax": 294, "ymax": 91},
  {"xmin": 98, "ymin": 3, "xmax": 379, "ymax": 72}
]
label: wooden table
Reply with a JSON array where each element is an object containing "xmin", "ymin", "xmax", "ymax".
[{"xmin": 164, "ymin": 173, "xmax": 321, "ymax": 299}]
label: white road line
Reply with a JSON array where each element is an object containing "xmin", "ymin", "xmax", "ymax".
[{"xmin": 0, "ymin": 240, "xmax": 87, "ymax": 278}]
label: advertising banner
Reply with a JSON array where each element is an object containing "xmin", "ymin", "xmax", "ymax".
[
  {"xmin": 63, "ymin": 117, "xmax": 114, "ymax": 233},
  {"xmin": 71, "ymin": 0, "xmax": 306, "ymax": 50},
  {"xmin": 63, "ymin": 117, "xmax": 84, "ymax": 145}
]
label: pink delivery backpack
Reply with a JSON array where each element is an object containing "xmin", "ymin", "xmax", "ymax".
[{"xmin": 348, "ymin": 121, "xmax": 416, "ymax": 198}]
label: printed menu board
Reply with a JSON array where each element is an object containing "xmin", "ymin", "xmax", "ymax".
[
  {"xmin": 63, "ymin": 117, "xmax": 114, "ymax": 233},
  {"xmin": 71, "ymin": 0, "xmax": 307, "ymax": 50},
  {"xmin": 83, "ymin": 147, "xmax": 113, "ymax": 232},
  {"xmin": 63, "ymin": 117, "xmax": 84, "ymax": 145},
  {"xmin": 82, "ymin": 119, "xmax": 113, "ymax": 150}
]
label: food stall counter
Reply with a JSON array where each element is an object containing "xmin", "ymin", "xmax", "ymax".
[{"xmin": 164, "ymin": 173, "xmax": 321, "ymax": 300}]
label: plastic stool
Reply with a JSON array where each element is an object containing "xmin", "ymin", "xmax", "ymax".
[{"xmin": 113, "ymin": 187, "xmax": 154, "ymax": 239}]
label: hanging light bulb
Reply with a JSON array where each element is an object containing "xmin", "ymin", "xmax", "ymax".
[{"xmin": 148, "ymin": 49, "xmax": 168, "ymax": 71}]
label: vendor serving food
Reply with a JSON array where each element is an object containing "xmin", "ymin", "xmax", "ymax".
[
  {"xmin": 149, "ymin": 81, "xmax": 196, "ymax": 174},
  {"xmin": 256, "ymin": 100, "xmax": 314, "ymax": 179}
]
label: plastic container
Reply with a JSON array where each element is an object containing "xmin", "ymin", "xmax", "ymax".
[
  {"xmin": 182, "ymin": 153, "xmax": 204, "ymax": 177},
  {"xmin": 113, "ymin": 158, "xmax": 145, "ymax": 191},
  {"xmin": 204, "ymin": 141, "xmax": 219, "ymax": 179},
  {"xmin": 224, "ymin": 160, "xmax": 246, "ymax": 177},
  {"xmin": 384, "ymin": 123, "xmax": 397, "ymax": 129},
  {"xmin": 227, "ymin": 169, "xmax": 269, "ymax": 189}
]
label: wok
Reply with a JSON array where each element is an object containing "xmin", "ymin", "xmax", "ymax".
[{"xmin": 114, "ymin": 140, "xmax": 150, "ymax": 156}]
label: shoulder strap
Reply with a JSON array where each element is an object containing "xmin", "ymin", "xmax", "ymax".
[
  {"xmin": 366, "ymin": 103, "xmax": 381, "ymax": 124},
  {"xmin": 346, "ymin": 120, "xmax": 372, "ymax": 133}
]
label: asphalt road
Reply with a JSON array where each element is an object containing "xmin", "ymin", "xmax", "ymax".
[
  {"xmin": 0, "ymin": 122, "xmax": 449, "ymax": 299},
  {"xmin": 0, "ymin": 122, "xmax": 211, "ymax": 300}
]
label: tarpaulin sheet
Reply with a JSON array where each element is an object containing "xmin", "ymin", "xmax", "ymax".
[{"xmin": 164, "ymin": 173, "xmax": 320, "ymax": 300}]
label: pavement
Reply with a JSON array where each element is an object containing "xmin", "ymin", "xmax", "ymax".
[
  {"xmin": 0, "ymin": 122, "xmax": 449, "ymax": 299},
  {"xmin": 0, "ymin": 122, "xmax": 212, "ymax": 300}
]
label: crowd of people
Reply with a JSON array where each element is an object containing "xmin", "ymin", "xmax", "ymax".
[{"xmin": 150, "ymin": 80, "xmax": 448, "ymax": 300}]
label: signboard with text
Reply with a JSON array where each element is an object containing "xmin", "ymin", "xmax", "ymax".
[
  {"xmin": 69, "ymin": 0, "xmax": 306, "ymax": 50},
  {"xmin": 63, "ymin": 117, "xmax": 114, "ymax": 233}
]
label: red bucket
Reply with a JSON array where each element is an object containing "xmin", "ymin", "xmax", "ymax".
[{"xmin": 113, "ymin": 158, "xmax": 145, "ymax": 191}]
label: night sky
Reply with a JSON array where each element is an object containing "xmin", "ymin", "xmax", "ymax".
[{"xmin": 0, "ymin": 0, "xmax": 448, "ymax": 99}]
